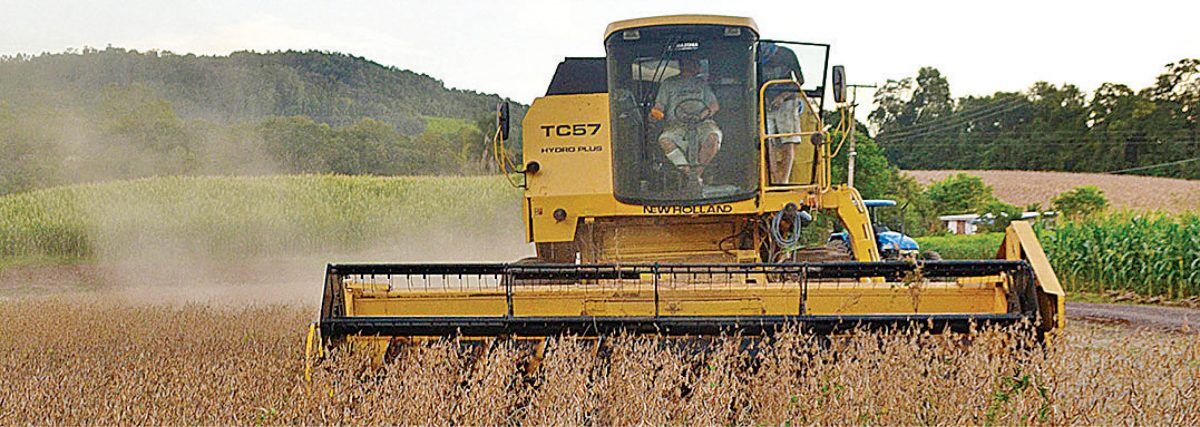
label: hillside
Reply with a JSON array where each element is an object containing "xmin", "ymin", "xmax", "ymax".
[
  {"xmin": 0, "ymin": 48, "xmax": 524, "ymax": 135},
  {"xmin": 0, "ymin": 48, "xmax": 532, "ymax": 194},
  {"xmin": 906, "ymin": 170, "xmax": 1200, "ymax": 212}
]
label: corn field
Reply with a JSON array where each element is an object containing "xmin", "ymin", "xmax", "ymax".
[
  {"xmin": 0, "ymin": 297, "xmax": 1196, "ymax": 425},
  {"xmin": 1043, "ymin": 212, "xmax": 1200, "ymax": 298},
  {"xmin": 0, "ymin": 175, "xmax": 520, "ymax": 265}
]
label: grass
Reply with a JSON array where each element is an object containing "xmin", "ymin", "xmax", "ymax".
[
  {"xmin": 916, "ymin": 232, "xmax": 1004, "ymax": 260},
  {"xmin": 0, "ymin": 175, "xmax": 520, "ymax": 267},
  {"xmin": 0, "ymin": 297, "xmax": 1197, "ymax": 424}
]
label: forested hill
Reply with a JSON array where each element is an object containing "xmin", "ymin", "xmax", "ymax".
[
  {"xmin": 0, "ymin": 47, "xmax": 530, "ymax": 194},
  {"xmin": 0, "ymin": 48, "xmax": 516, "ymax": 134}
]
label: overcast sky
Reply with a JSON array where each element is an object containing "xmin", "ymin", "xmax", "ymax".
[{"xmin": 2, "ymin": 0, "xmax": 1197, "ymax": 110}]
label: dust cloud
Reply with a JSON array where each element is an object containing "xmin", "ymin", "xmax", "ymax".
[{"xmin": 100, "ymin": 218, "xmax": 531, "ymax": 308}]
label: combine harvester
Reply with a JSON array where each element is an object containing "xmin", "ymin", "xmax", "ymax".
[{"xmin": 308, "ymin": 15, "xmax": 1064, "ymax": 363}]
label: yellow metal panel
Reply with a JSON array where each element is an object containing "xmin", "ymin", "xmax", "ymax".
[
  {"xmin": 589, "ymin": 216, "xmax": 737, "ymax": 259},
  {"xmin": 584, "ymin": 299, "xmax": 655, "ymax": 316},
  {"xmin": 1000, "ymin": 221, "xmax": 1066, "ymax": 330},
  {"xmin": 523, "ymin": 93, "xmax": 613, "ymax": 198},
  {"xmin": 352, "ymin": 293, "xmax": 509, "ymax": 317},
  {"xmin": 818, "ymin": 186, "xmax": 880, "ymax": 261},
  {"xmin": 340, "ymin": 279, "xmax": 1008, "ymax": 320},
  {"xmin": 605, "ymin": 15, "xmax": 758, "ymax": 39},
  {"xmin": 661, "ymin": 298, "xmax": 765, "ymax": 316},
  {"xmin": 806, "ymin": 285, "xmax": 1004, "ymax": 315}
]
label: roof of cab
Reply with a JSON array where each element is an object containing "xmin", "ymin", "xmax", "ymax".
[{"xmin": 604, "ymin": 15, "xmax": 758, "ymax": 39}]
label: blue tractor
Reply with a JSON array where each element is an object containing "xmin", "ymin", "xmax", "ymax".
[{"xmin": 829, "ymin": 199, "xmax": 936, "ymax": 260}]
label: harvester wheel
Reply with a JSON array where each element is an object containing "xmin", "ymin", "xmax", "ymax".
[
  {"xmin": 789, "ymin": 240, "xmax": 854, "ymax": 262},
  {"xmin": 828, "ymin": 239, "xmax": 852, "ymax": 258}
]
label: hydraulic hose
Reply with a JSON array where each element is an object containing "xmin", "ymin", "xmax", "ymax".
[{"xmin": 770, "ymin": 203, "xmax": 805, "ymax": 249}]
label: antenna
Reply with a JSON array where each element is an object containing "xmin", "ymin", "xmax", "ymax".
[{"xmin": 844, "ymin": 83, "xmax": 877, "ymax": 188}]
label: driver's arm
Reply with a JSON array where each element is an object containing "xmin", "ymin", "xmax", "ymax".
[
  {"xmin": 703, "ymin": 84, "xmax": 719, "ymax": 115},
  {"xmin": 649, "ymin": 80, "xmax": 668, "ymax": 121}
]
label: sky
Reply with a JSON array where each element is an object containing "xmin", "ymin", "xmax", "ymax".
[{"xmin": 2, "ymin": 0, "xmax": 1197, "ymax": 112}]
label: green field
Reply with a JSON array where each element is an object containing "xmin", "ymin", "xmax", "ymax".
[
  {"xmin": 423, "ymin": 116, "xmax": 476, "ymax": 135},
  {"xmin": 1045, "ymin": 212, "xmax": 1200, "ymax": 298},
  {"xmin": 915, "ymin": 233, "xmax": 1004, "ymax": 260},
  {"xmin": 918, "ymin": 214, "xmax": 1200, "ymax": 299},
  {"xmin": 0, "ymin": 175, "xmax": 521, "ymax": 266}
]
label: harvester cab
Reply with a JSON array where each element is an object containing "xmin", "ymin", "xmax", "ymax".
[{"xmin": 310, "ymin": 15, "xmax": 1065, "ymax": 366}]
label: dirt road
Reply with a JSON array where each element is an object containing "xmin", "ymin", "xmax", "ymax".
[{"xmin": 1068, "ymin": 301, "xmax": 1200, "ymax": 333}]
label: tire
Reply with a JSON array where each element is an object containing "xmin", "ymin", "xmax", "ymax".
[
  {"xmin": 921, "ymin": 250, "xmax": 943, "ymax": 261},
  {"xmin": 827, "ymin": 239, "xmax": 852, "ymax": 259}
]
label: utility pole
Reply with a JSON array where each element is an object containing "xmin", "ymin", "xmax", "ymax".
[{"xmin": 845, "ymin": 83, "xmax": 876, "ymax": 188}]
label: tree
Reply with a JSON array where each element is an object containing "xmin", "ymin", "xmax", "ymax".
[
  {"xmin": 976, "ymin": 200, "xmax": 1022, "ymax": 233},
  {"xmin": 328, "ymin": 118, "xmax": 407, "ymax": 175},
  {"xmin": 257, "ymin": 116, "xmax": 334, "ymax": 173},
  {"xmin": 1051, "ymin": 186, "xmax": 1108, "ymax": 220},
  {"xmin": 869, "ymin": 78, "xmax": 914, "ymax": 133},
  {"xmin": 911, "ymin": 67, "xmax": 952, "ymax": 122},
  {"xmin": 867, "ymin": 60, "xmax": 1199, "ymax": 179},
  {"xmin": 96, "ymin": 84, "xmax": 198, "ymax": 178},
  {"xmin": 925, "ymin": 173, "xmax": 994, "ymax": 216},
  {"xmin": 0, "ymin": 103, "xmax": 59, "ymax": 193}
]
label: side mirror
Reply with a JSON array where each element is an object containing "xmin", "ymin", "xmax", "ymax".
[
  {"xmin": 831, "ymin": 65, "xmax": 847, "ymax": 104},
  {"xmin": 496, "ymin": 102, "xmax": 510, "ymax": 141}
]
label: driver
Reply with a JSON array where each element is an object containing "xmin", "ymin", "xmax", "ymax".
[{"xmin": 648, "ymin": 56, "xmax": 721, "ymax": 176}]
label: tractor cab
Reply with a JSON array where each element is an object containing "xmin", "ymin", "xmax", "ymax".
[{"xmin": 829, "ymin": 199, "xmax": 921, "ymax": 260}]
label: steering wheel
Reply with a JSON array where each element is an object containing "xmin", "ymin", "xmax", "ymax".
[{"xmin": 672, "ymin": 98, "xmax": 710, "ymax": 125}]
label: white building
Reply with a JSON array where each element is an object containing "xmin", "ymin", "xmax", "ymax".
[
  {"xmin": 939, "ymin": 213, "xmax": 981, "ymax": 235},
  {"xmin": 937, "ymin": 212, "xmax": 1054, "ymax": 235}
]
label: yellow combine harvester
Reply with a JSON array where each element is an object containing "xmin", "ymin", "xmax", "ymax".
[{"xmin": 310, "ymin": 15, "xmax": 1064, "ymax": 361}]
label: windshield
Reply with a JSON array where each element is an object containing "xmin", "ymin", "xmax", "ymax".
[{"xmin": 606, "ymin": 25, "xmax": 758, "ymax": 205}]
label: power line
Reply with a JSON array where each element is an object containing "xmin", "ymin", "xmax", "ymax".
[
  {"xmin": 1105, "ymin": 157, "xmax": 1200, "ymax": 174},
  {"xmin": 876, "ymin": 128, "xmax": 1200, "ymax": 146},
  {"xmin": 877, "ymin": 132, "xmax": 1200, "ymax": 146},
  {"xmin": 878, "ymin": 97, "xmax": 1026, "ymax": 141},
  {"xmin": 876, "ymin": 98, "xmax": 1024, "ymax": 140},
  {"xmin": 880, "ymin": 100, "xmax": 1029, "ymax": 143},
  {"xmin": 883, "ymin": 103, "xmax": 1029, "ymax": 143},
  {"xmin": 940, "ymin": 130, "xmax": 1193, "ymax": 137},
  {"xmin": 878, "ymin": 139, "xmax": 1199, "ymax": 148}
]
